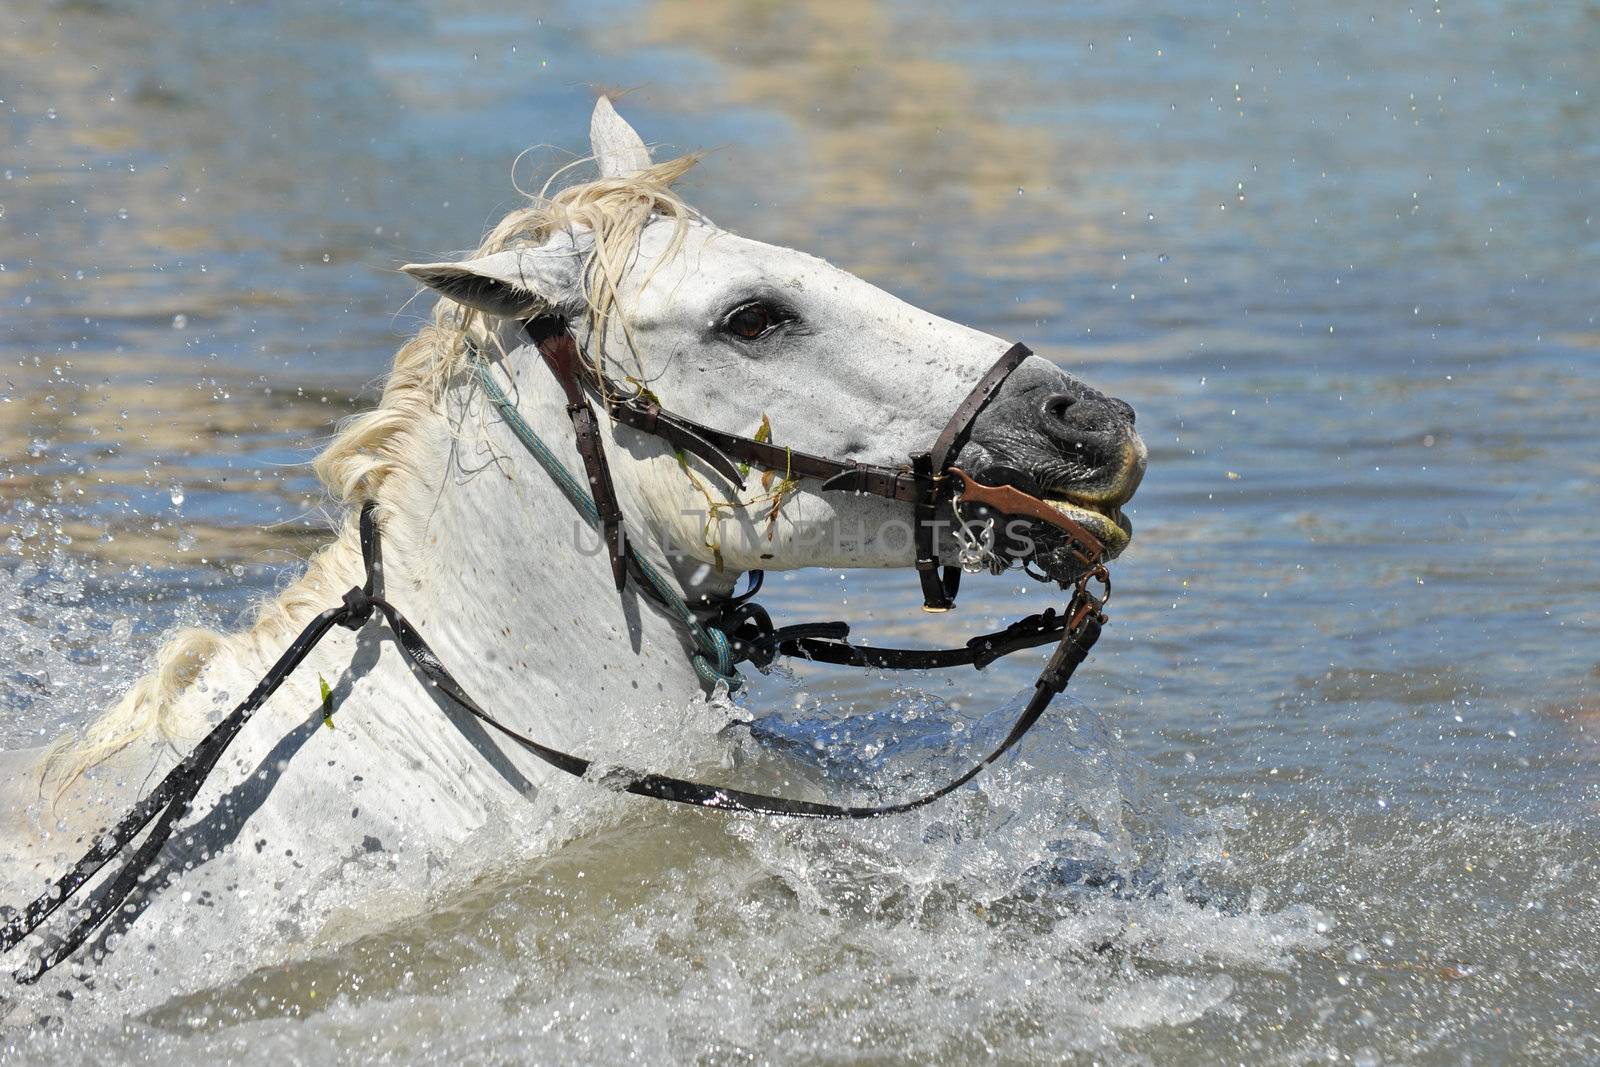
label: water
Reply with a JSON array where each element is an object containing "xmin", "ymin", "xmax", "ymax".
[{"xmin": 3, "ymin": 0, "xmax": 1597, "ymax": 1062}]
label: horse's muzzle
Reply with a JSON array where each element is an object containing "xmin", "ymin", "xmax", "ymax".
[{"xmin": 956, "ymin": 360, "xmax": 1146, "ymax": 581}]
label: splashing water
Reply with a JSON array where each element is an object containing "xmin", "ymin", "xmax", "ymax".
[{"xmin": 0, "ymin": 597, "xmax": 1325, "ymax": 1062}]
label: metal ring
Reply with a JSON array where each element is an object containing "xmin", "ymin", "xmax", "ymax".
[{"xmin": 1089, "ymin": 565, "xmax": 1112, "ymax": 610}]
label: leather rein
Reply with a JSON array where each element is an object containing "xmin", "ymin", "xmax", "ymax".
[{"xmin": 1, "ymin": 318, "xmax": 1114, "ymax": 984}]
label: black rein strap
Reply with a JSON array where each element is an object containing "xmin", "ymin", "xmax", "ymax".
[
  {"xmin": 1, "ymin": 505, "xmax": 1103, "ymax": 984},
  {"xmin": 3, "ymin": 328, "xmax": 1116, "ymax": 984}
]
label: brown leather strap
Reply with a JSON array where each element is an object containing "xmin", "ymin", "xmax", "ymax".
[
  {"xmin": 913, "ymin": 342, "xmax": 1035, "ymax": 610},
  {"xmin": 948, "ymin": 467, "xmax": 1103, "ymax": 563},
  {"xmin": 604, "ymin": 400, "xmax": 747, "ymax": 487},
  {"xmin": 530, "ymin": 318, "xmax": 929, "ymax": 504},
  {"xmin": 603, "ymin": 395, "xmax": 880, "ymax": 494},
  {"xmin": 522, "ymin": 320, "xmax": 1038, "ymax": 611},
  {"xmin": 596, "ymin": 382, "xmax": 926, "ymax": 500},
  {"xmin": 529, "ymin": 322, "xmax": 629, "ymax": 590},
  {"xmin": 930, "ymin": 343, "xmax": 1034, "ymax": 473}
]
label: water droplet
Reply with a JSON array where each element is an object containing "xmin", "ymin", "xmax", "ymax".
[
  {"xmin": 1146, "ymin": 212, "xmax": 1156, "ymax": 221},
  {"xmin": 117, "ymin": 207, "xmax": 129, "ymax": 220},
  {"xmin": 169, "ymin": 485, "xmax": 185, "ymax": 508},
  {"xmin": 172, "ymin": 313, "xmax": 187, "ymax": 329},
  {"xmin": 1157, "ymin": 253, "xmax": 1169, "ymax": 264},
  {"xmin": 322, "ymin": 253, "xmax": 331, "ymax": 263}
]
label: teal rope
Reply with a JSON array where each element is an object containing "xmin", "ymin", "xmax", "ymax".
[{"xmin": 474, "ymin": 360, "xmax": 742, "ymax": 691}]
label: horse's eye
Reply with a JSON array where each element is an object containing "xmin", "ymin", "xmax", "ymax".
[{"xmin": 724, "ymin": 301, "xmax": 779, "ymax": 340}]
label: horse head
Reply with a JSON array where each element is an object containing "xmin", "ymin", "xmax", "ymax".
[{"xmin": 404, "ymin": 98, "xmax": 1144, "ymax": 593}]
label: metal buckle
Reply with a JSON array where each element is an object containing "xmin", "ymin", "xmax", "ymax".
[{"xmin": 1067, "ymin": 565, "xmax": 1112, "ymax": 632}]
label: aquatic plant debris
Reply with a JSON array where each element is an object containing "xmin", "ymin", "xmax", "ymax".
[
  {"xmin": 320, "ymin": 674, "xmax": 335, "ymax": 729},
  {"xmin": 740, "ymin": 413, "xmax": 772, "ymax": 480}
]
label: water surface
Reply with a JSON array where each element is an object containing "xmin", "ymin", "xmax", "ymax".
[{"xmin": 2, "ymin": 0, "xmax": 1597, "ymax": 1062}]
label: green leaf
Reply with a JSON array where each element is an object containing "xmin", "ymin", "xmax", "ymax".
[
  {"xmin": 625, "ymin": 376, "xmax": 661, "ymax": 406},
  {"xmin": 740, "ymin": 414, "xmax": 773, "ymax": 478},
  {"xmin": 319, "ymin": 674, "xmax": 336, "ymax": 730}
]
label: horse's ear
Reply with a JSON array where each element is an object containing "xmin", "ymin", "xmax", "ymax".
[
  {"xmin": 402, "ymin": 247, "xmax": 579, "ymax": 319},
  {"xmin": 590, "ymin": 95, "xmax": 653, "ymax": 178}
]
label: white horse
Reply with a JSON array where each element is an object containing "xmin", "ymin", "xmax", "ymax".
[{"xmin": 0, "ymin": 97, "xmax": 1144, "ymax": 1008}]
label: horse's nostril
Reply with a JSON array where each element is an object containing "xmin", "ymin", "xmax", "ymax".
[{"xmin": 1043, "ymin": 394, "xmax": 1077, "ymax": 422}]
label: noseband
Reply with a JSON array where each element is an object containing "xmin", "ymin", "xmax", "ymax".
[{"xmin": 2, "ymin": 318, "xmax": 1116, "ymax": 983}]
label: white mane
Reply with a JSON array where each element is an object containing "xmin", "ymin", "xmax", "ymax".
[{"xmin": 42, "ymin": 151, "xmax": 705, "ymax": 794}]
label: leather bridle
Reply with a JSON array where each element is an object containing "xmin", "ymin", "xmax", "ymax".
[
  {"xmin": 1, "ymin": 318, "xmax": 1119, "ymax": 984},
  {"xmin": 524, "ymin": 315, "xmax": 1107, "ymax": 609}
]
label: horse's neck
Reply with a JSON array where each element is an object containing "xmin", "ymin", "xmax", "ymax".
[
  {"xmin": 5, "ymin": 346, "xmax": 721, "ymax": 949},
  {"xmin": 147, "ymin": 357, "xmax": 710, "ymax": 790},
  {"xmin": 370, "ymin": 356, "xmax": 709, "ymax": 737}
]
